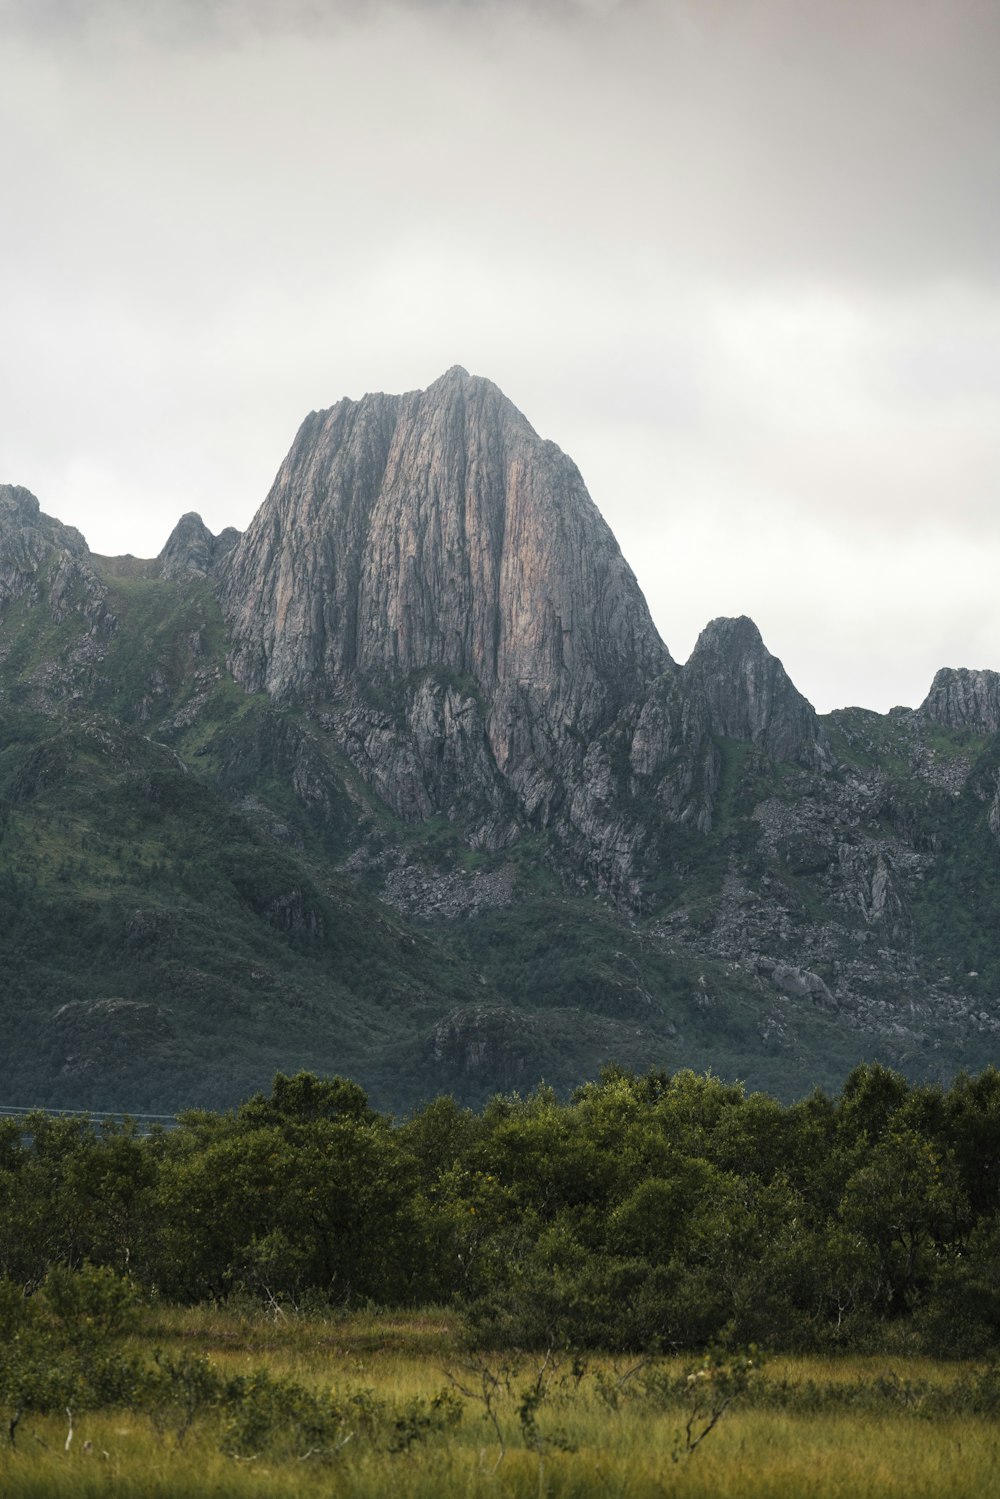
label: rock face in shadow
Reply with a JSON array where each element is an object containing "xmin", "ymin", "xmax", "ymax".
[
  {"xmin": 684, "ymin": 616, "xmax": 833, "ymax": 769},
  {"xmin": 158, "ymin": 513, "xmax": 241, "ymax": 580},
  {"xmin": 919, "ymin": 667, "xmax": 1000, "ymax": 734},
  {"xmin": 558, "ymin": 616, "xmax": 832, "ymax": 899},
  {"xmin": 427, "ymin": 1004, "xmax": 538, "ymax": 1091},
  {"xmin": 0, "ymin": 485, "xmax": 109, "ymax": 626},
  {"xmin": 218, "ymin": 367, "xmax": 673, "ymax": 834}
]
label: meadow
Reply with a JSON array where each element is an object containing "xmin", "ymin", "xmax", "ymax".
[
  {"xmin": 2, "ymin": 1304, "xmax": 997, "ymax": 1499},
  {"xmin": 4, "ymin": 1066, "xmax": 1000, "ymax": 1496}
]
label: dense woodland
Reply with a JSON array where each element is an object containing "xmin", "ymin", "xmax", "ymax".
[{"xmin": 3, "ymin": 1063, "xmax": 999, "ymax": 1358}]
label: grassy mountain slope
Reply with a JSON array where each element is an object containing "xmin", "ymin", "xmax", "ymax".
[{"xmin": 0, "ymin": 558, "xmax": 997, "ymax": 1112}]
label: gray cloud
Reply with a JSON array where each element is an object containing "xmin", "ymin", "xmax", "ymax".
[{"xmin": 1, "ymin": 0, "xmax": 998, "ymax": 712}]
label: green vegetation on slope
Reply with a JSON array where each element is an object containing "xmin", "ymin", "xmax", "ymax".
[{"xmin": 1, "ymin": 565, "xmax": 1000, "ymax": 1113}]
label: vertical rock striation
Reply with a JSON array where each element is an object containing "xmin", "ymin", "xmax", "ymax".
[
  {"xmin": 918, "ymin": 667, "xmax": 1000, "ymax": 734},
  {"xmin": 218, "ymin": 367, "xmax": 673, "ymax": 831},
  {"xmin": 215, "ymin": 371, "xmax": 844, "ymax": 877},
  {"xmin": 684, "ymin": 616, "xmax": 832, "ymax": 769},
  {"xmin": 0, "ymin": 484, "xmax": 109, "ymax": 628},
  {"xmin": 158, "ymin": 513, "xmax": 241, "ymax": 580}
]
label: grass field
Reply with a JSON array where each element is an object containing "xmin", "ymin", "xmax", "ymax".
[{"xmin": 1, "ymin": 1306, "xmax": 997, "ymax": 1498}]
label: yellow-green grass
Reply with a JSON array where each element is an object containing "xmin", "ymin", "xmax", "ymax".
[
  {"xmin": 3, "ymin": 1406, "xmax": 995, "ymax": 1499},
  {"xmin": 2, "ymin": 1309, "xmax": 996, "ymax": 1498},
  {"xmin": 132, "ymin": 1303, "xmax": 462, "ymax": 1391}
]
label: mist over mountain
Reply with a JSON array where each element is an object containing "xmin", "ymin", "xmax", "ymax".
[{"xmin": 0, "ymin": 372, "xmax": 997, "ymax": 1113}]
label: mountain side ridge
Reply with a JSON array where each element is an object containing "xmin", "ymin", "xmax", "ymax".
[{"xmin": 1, "ymin": 371, "xmax": 999, "ymax": 1111}]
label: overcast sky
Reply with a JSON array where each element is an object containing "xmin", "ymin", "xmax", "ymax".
[{"xmin": 2, "ymin": 0, "xmax": 998, "ymax": 714}]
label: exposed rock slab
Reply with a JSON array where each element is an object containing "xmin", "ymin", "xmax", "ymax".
[
  {"xmin": 218, "ymin": 367, "xmax": 672, "ymax": 835},
  {"xmin": 158, "ymin": 512, "xmax": 241, "ymax": 580},
  {"xmin": 684, "ymin": 615, "xmax": 832, "ymax": 769},
  {"xmin": 0, "ymin": 484, "xmax": 109, "ymax": 626},
  {"xmin": 919, "ymin": 667, "xmax": 1000, "ymax": 734}
]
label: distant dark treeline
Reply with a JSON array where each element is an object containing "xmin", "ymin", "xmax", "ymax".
[{"xmin": 2, "ymin": 1065, "xmax": 999, "ymax": 1354}]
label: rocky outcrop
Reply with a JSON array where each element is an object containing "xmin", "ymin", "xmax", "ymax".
[
  {"xmin": 0, "ymin": 484, "xmax": 109, "ymax": 627},
  {"xmin": 379, "ymin": 858, "xmax": 517, "ymax": 920},
  {"xmin": 684, "ymin": 616, "xmax": 832, "ymax": 768},
  {"xmin": 158, "ymin": 512, "xmax": 241, "ymax": 580},
  {"xmin": 760, "ymin": 959, "xmax": 837, "ymax": 1010},
  {"xmin": 218, "ymin": 367, "xmax": 672, "ymax": 832},
  {"xmin": 212, "ymin": 376, "xmax": 851, "ymax": 887},
  {"xmin": 559, "ymin": 618, "xmax": 831, "ymax": 895},
  {"xmin": 0, "ymin": 486, "xmax": 114, "ymax": 715},
  {"xmin": 50, "ymin": 997, "xmax": 174, "ymax": 1079},
  {"xmin": 918, "ymin": 667, "xmax": 1000, "ymax": 734},
  {"xmin": 990, "ymin": 777, "xmax": 1000, "ymax": 845},
  {"xmin": 427, "ymin": 1004, "xmax": 538, "ymax": 1088}
]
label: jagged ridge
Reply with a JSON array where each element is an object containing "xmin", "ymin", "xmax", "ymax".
[
  {"xmin": 215, "ymin": 377, "xmax": 832, "ymax": 874},
  {"xmin": 2, "ymin": 372, "xmax": 1000, "ymax": 1112}
]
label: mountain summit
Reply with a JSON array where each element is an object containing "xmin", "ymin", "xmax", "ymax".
[
  {"xmin": 221, "ymin": 366, "xmax": 669, "ymax": 699},
  {"xmin": 218, "ymin": 372, "xmax": 832, "ymax": 875},
  {"xmin": 0, "ymin": 372, "xmax": 998, "ymax": 1113},
  {"xmin": 219, "ymin": 367, "xmax": 672, "ymax": 832}
]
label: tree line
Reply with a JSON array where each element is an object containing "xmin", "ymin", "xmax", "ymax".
[{"xmin": 1, "ymin": 1063, "xmax": 999, "ymax": 1354}]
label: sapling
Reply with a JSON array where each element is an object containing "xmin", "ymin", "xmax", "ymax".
[{"xmin": 674, "ymin": 1340, "xmax": 761, "ymax": 1460}]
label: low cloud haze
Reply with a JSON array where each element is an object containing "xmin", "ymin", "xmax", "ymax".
[{"xmin": 2, "ymin": 0, "xmax": 998, "ymax": 712}]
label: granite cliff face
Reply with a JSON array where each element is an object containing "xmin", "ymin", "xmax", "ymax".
[
  {"xmin": 158, "ymin": 512, "xmax": 241, "ymax": 581},
  {"xmin": 684, "ymin": 616, "xmax": 832, "ymax": 770},
  {"xmin": 919, "ymin": 667, "xmax": 1000, "ymax": 734},
  {"xmin": 214, "ymin": 374, "xmax": 841, "ymax": 882},
  {"xmin": 0, "ymin": 485, "xmax": 114, "ymax": 713},
  {"xmin": 220, "ymin": 368, "xmax": 669, "ymax": 700},
  {"xmin": 218, "ymin": 367, "xmax": 672, "ymax": 836},
  {"xmin": 0, "ymin": 485, "xmax": 109, "ymax": 626}
]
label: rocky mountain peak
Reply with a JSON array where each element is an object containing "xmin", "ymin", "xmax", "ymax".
[
  {"xmin": 918, "ymin": 666, "xmax": 1000, "ymax": 734},
  {"xmin": 158, "ymin": 512, "xmax": 241, "ymax": 581},
  {"xmin": 684, "ymin": 615, "xmax": 832, "ymax": 768},
  {"xmin": 159, "ymin": 512, "xmax": 215, "ymax": 579},
  {"xmin": 0, "ymin": 484, "xmax": 89, "ymax": 559},
  {"xmin": 218, "ymin": 370, "xmax": 672, "ymax": 828},
  {"xmin": 0, "ymin": 483, "xmax": 100, "ymax": 618},
  {"xmin": 220, "ymin": 369, "xmax": 670, "ymax": 699},
  {"xmin": 214, "ymin": 526, "xmax": 241, "ymax": 557},
  {"xmin": 0, "ymin": 484, "xmax": 41, "ymax": 525}
]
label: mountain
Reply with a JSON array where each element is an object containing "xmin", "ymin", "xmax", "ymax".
[
  {"xmin": 0, "ymin": 374, "xmax": 998, "ymax": 1113},
  {"xmin": 218, "ymin": 366, "xmax": 671, "ymax": 839}
]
